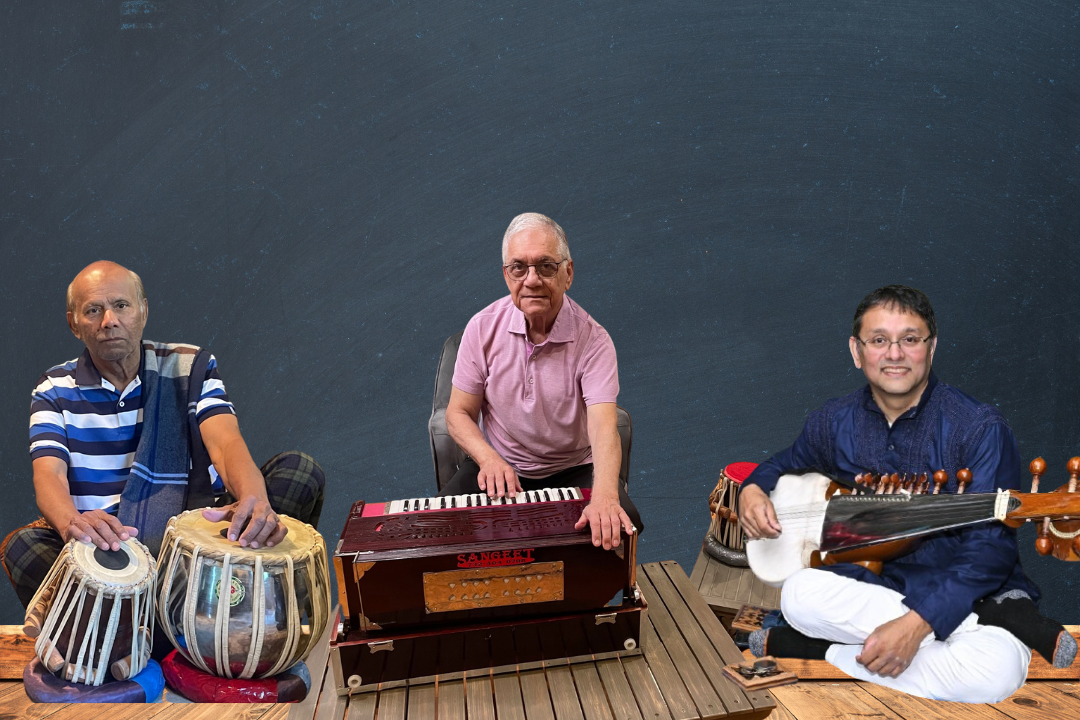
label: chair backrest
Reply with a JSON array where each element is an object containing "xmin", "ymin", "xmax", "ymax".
[
  {"xmin": 429, "ymin": 331, "xmax": 632, "ymax": 491},
  {"xmin": 429, "ymin": 331, "xmax": 468, "ymax": 491}
]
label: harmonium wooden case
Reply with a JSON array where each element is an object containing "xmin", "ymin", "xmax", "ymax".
[{"xmin": 330, "ymin": 489, "xmax": 645, "ymax": 693}]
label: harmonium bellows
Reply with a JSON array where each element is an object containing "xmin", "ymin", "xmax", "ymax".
[{"xmin": 330, "ymin": 488, "xmax": 645, "ymax": 694}]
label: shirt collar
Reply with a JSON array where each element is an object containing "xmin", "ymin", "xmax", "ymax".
[
  {"xmin": 862, "ymin": 372, "xmax": 939, "ymax": 421},
  {"xmin": 508, "ymin": 296, "xmax": 576, "ymax": 344},
  {"xmin": 74, "ymin": 346, "xmax": 145, "ymax": 393},
  {"xmin": 74, "ymin": 348, "xmax": 103, "ymax": 387}
]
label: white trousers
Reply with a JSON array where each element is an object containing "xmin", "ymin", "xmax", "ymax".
[{"xmin": 780, "ymin": 568, "xmax": 1029, "ymax": 703}]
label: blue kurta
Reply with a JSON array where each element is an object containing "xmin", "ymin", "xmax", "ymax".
[{"xmin": 745, "ymin": 374, "xmax": 1040, "ymax": 639}]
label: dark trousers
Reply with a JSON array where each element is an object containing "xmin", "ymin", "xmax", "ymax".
[
  {"xmin": 1, "ymin": 450, "xmax": 325, "ymax": 609},
  {"xmin": 439, "ymin": 458, "xmax": 644, "ymax": 535}
]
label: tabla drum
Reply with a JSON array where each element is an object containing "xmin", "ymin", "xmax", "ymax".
[
  {"xmin": 706, "ymin": 462, "xmax": 758, "ymax": 566},
  {"xmin": 156, "ymin": 510, "xmax": 331, "ymax": 680},
  {"xmin": 23, "ymin": 538, "xmax": 156, "ymax": 686}
]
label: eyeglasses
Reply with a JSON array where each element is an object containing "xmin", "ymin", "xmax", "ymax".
[
  {"xmin": 503, "ymin": 260, "xmax": 566, "ymax": 281},
  {"xmin": 856, "ymin": 335, "xmax": 932, "ymax": 351}
]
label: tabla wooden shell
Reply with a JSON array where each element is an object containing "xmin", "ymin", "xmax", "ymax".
[
  {"xmin": 25, "ymin": 538, "xmax": 156, "ymax": 686},
  {"xmin": 155, "ymin": 510, "xmax": 331, "ymax": 679},
  {"xmin": 708, "ymin": 462, "xmax": 758, "ymax": 551}
]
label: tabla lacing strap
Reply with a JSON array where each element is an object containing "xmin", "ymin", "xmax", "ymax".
[
  {"xmin": 127, "ymin": 585, "xmax": 140, "ymax": 679},
  {"xmin": 36, "ymin": 563, "xmax": 76, "ymax": 666},
  {"xmin": 240, "ymin": 554, "xmax": 266, "ymax": 678},
  {"xmin": 70, "ymin": 578, "xmax": 95, "ymax": 683},
  {"xmin": 96, "ymin": 588, "xmax": 123, "ymax": 686},
  {"xmin": 185, "ymin": 545, "xmax": 214, "ymax": 674},
  {"xmin": 157, "ymin": 533, "xmax": 184, "ymax": 656},
  {"xmin": 267, "ymin": 554, "xmax": 299, "ymax": 677},
  {"xmin": 994, "ymin": 489, "xmax": 1011, "ymax": 522},
  {"xmin": 214, "ymin": 551, "xmax": 232, "ymax": 677}
]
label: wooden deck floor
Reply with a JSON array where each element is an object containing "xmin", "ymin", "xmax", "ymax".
[{"xmin": 1, "ymin": 675, "xmax": 1076, "ymax": 719}]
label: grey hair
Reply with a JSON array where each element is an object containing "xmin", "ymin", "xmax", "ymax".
[
  {"xmin": 501, "ymin": 213, "xmax": 571, "ymax": 264},
  {"xmin": 67, "ymin": 265, "xmax": 147, "ymax": 317}
]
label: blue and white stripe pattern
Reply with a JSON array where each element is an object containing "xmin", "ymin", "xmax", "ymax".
[{"xmin": 29, "ymin": 349, "xmax": 234, "ymax": 513}]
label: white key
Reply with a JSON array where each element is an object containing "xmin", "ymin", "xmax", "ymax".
[
  {"xmin": 388, "ymin": 500, "xmax": 404, "ymax": 514},
  {"xmin": 480, "ymin": 494, "xmax": 490, "ymax": 506}
]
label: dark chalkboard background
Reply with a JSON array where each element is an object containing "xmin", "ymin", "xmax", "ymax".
[{"xmin": 1, "ymin": 1, "xmax": 1077, "ymax": 626}]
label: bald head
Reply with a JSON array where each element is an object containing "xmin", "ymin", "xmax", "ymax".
[
  {"xmin": 66, "ymin": 261, "xmax": 149, "ymax": 372},
  {"xmin": 67, "ymin": 261, "xmax": 146, "ymax": 318}
]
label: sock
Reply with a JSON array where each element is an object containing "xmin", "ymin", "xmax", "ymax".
[
  {"xmin": 974, "ymin": 594, "xmax": 1077, "ymax": 669},
  {"xmin": 748, "ymin": 626, "xmax": 832, "ymax": 660}
]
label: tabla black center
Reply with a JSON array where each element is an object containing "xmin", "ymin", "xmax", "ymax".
[{"xmin": 93, "ymin": 547, "xmax": 130, "ymax": 571}]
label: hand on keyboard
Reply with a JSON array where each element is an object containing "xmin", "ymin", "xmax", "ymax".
[
  {"xmin": 575, "ymin": 496, "xmax": 634, "ymax": 551},
  {"xmin": 477, "ymin": 455, "xmax": 523, "ymax": 498}
]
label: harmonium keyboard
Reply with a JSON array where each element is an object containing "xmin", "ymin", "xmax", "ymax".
[{"xmin": 329, "ymin": 487, "xmax": 645, "ymax": 694}]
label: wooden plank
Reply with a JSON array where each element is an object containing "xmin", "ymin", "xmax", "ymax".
[
  {"xmin": 0, "ymin": 626, "xmax": 37, "ymax": 680},
  {"xmin": 466, "ymin": 674, "xmax": 496, "ymax": 720},
  {"xmin": 377, "ymin": 686, "xmax": 408, "ymax": 720},
  {"xmin": 990, "ymin": 681, "xmax": 1080, "ymax": 720},
  {"xmin": 856, "ymin": 682, "xmax": 1012, "ymax": 719},
  {"xmin": 288, "ymin": 607, "xmax": 337, "ymax": 720},
  {"xmin": 638, "ymin": 619, "xmax": 699, "ymax": 720},
  {"xmin": 620, "ymin": 655, "xmax": 673, "ymax": 720},
  {"xmin": 0, "ymin": 680, "xmax": 25, "ymax": 700},
  {"xmin": 570, "ymin": 662, "xmax": 615, "ymax": 720},
  {"xmin": 0, "ymin": 684, "xmax": 70, "ymax": 720},
  {"xmin": 655, "ymin": 561, "xmax": 776, "ymax": 715},
  {"xmin": 147, "ymin": 705, "xmax": 279, "ymax": 720},
  {"xmin": 546, "ymin": 664, "xmax": 586, "ymax": 720},
  {"xmin": 436, "ymin": 679, "xmax": 467, "ymax": 720},
  {"xmin": 635, "ymin": 568, "xmax": 734, "ymax": 718},
  {"xmin": 259, "ymin": 707, "xmax": 293, "ymax": 720},
  {"xmin": 596, "ymin": 658, "xmax": 644, "ymax": 720},
  {"xmin": 493, "ymin": 673, "xmax": 527, "ymax": 720},
  {"xmin": 1026, "ymin": 627, "xmax": 1080, "ymax": 680},
  {"xmin": 345, "ymin": 691, "xmax": 378, "ymax": 720},
  {"xmin": 766, "ymin": 681, "xmax": 907, "ymax": 720},
  {"xmin": 28, "ymin": 702, "xmax": 177, "ymax": 720},
  {"xmin": 406, "ymin": 683, "xmax": 436, "ymax": 720},
  {"xmin": 520, "ymin": 668, "xmax": 557, "ymax": 720},
  {"xmin": 753, "ymin": 695, "xmax": 798, "ymax": 720},
  {"xmin": 689, "ymin": 548, "xmax": 708, "ymax": 591}
]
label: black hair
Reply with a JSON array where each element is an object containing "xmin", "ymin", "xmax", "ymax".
[{"xmin": 852, "ymin": 285, "xmax": 937, "ymax": 339}]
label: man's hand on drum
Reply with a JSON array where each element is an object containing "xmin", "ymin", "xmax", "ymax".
[
  {"xmin": 202, "ymin": 496, "xmax": 288, "ymax": 549},
  {"xmin": 575, "ymin": 497, "xmax": 634, "ymax": 550},
  {"xmin": 477, "ymin": 454, "xmax": 523, "ymax": 498},
  {"xmin": 739, "ymin": 484, "xmax": 783, "ymax": 539},
  {"xmin": 64, "ymin": 510, "xmax": 138, "ymax": 551}
]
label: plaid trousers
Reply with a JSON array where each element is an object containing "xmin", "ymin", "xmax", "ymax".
[{"xmin": 1, "ymin": 450, "xmax": 325, "ymax": 609}]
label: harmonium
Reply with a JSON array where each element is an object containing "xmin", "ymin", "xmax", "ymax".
[{"xmin": 330, "ymin": 487, "xmax": 645, "ymax": 693}]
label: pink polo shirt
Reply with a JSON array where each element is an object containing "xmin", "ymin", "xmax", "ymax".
[{"xmin": 453, "ymin": 295, "xmax": 619, "ymax": 478}]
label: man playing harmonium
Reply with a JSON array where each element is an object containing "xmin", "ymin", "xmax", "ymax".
[
  {"xmin": 441, "ymin": 212, "xmax": 643, "ymax": 551},
  {"xmin": 738, "ymin": 284, "xmax": 1072, "ymax": 703},
  {"xmin": 2, "ymin": 260, "xmax": 325, "ymax": 608}
]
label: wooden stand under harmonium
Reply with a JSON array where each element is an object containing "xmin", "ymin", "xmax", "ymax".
[{"xmin": 329, "ymin": 488, "xmax": 645, "ymax": 693}]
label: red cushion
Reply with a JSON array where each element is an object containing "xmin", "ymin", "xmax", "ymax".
[{"xmin": 723, "ymin": 462, "xmax": 759, "ymax": 484}]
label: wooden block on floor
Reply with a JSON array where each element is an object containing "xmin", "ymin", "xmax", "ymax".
[
  {"xmin": 0, "ymin": 626, "xmax": 35, "ymax": 680},
  {"xmin": 689, "ymin": 547, "xmax": 780, "ymax": 622},
  {"xmin": 1026, "ymin": 627, "xmax": 1080, "ymax": 680}
]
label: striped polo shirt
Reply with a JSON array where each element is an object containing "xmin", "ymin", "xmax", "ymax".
[{"xmin": 29, "ymin": 347, "xmax": 235, "ymax": 513}]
